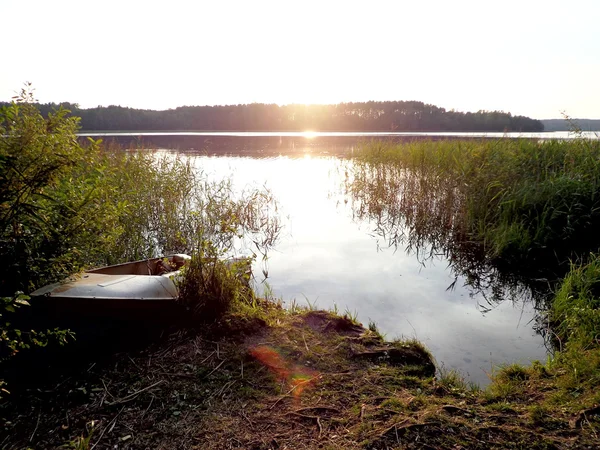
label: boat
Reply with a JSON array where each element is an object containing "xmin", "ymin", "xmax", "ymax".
[{"xmin": 30, "ymin": 254, "xmax": 191, "ymax": 321}]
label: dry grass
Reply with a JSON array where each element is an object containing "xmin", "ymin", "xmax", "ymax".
[{"xmin": 1, "ymin": 306, "xmax": 599, "ymax": 449}]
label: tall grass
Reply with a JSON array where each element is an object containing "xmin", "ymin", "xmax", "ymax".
[
  {"xmin": 178, "ymin": 246, "xmax": 255, "ymax": 323},
  {"xmin": 551, "ymin": 254, "xmax": 600, "ymax": 349},
  {"xmin": 93, "ymin": 147, "xmax": 282, "ymax": 267},
  {"xmin": 347, "ymin": 138, "xmax": 600, "ymax": 277}
]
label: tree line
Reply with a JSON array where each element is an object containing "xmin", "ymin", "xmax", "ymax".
[
  {"xmin": 541, "ymin": 119, "xmax": 600, "ymax": 132},
  {"xmin": 0, "ymin": 100, "xmax": 544, "ymax": 132}
]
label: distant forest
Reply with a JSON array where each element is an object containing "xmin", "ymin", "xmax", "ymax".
[
  {"xmin": 541, "ymin": 119, "xmax": 600, "ymax": 132},
  {"xmin": 1, "ymin": 101, "xmax": 545, "ymax": 132}
]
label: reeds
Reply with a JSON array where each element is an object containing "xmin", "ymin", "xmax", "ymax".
[{"xmin": 347, "ymin": 137, "xmax": 600, "ymax": 277}]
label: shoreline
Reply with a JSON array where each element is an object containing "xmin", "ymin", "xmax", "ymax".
[{"xmin": 1, "ymin": 302, "xmax": 597, "ymax": 449}]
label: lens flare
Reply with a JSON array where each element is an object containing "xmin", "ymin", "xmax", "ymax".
[{"xmin": 250, "ymin": 345, "xmax": 319, "ymax": 400}]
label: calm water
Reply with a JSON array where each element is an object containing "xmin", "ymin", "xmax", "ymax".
[
  {"xmin": 81, "ymin": 130, "xmax": 599, "ymax": 140},
  {"xmin": 133, "ymin": 134, "xmax": 552, "ymax": 387}
]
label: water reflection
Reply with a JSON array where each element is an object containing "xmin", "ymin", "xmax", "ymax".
[
  {"xmin": 342, "ymin": 158, "xmax": 553, "ymax": 309},
  {"xmin": 169, "ymin": 151, "xmax": 547, "ymax": 386}
]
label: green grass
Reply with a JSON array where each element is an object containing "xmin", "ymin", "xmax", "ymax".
[
  {"xmin": 437, "ymin": 367, "xmax": 480, "ymax": 395},
  {"xmin": 551, "ymin": 254, "xmax": 600, "ymax": 348}
]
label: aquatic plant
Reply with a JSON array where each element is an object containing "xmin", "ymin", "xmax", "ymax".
[{"xmin": 345, "ymin": 137, "xmax": 600, "ymax": 289}]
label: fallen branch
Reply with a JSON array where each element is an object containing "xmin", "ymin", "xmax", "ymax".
[{"xmin": 294, "ymin": 406, "xmax": 341, "ymax": 415}]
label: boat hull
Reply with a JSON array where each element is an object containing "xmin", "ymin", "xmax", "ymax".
[{"xmin": 30, "ymin": 255, "xmax": 190, "ymax": 322}]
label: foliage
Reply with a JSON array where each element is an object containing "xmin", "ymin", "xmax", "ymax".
[
  {"xmin": 1, "ymin": 292, "xmax": 73, "ymax": 396},
  {"xmin": 0, "ymin": 86, "xmax": 282, "ymax": 393},
  {"xmin": 178, "ymin": 242, "xmax": 255, "ymax": 322},
  {"xmin": 0, "ymin": 86, "xmax": 96, "ymax": 294},
  {"xmin": 61, "ymin": 421, "xmax": 94, "ymax": 449},
  {"xmin": 0, "ymin": 87, "xmax": 282, "ymax": 296},
  {"xmin": 437, "ymin": 367, "xmax": 480, "ymax": 394}
]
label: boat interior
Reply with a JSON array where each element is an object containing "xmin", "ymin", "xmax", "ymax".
[{"xmin": 87, "ymin": 255, "xmax": 190, "ymax": 276}]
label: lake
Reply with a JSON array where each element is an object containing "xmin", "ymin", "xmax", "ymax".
[{"xmin": 95, "ymin": 132, "xmax": 560, "ymax": 386}]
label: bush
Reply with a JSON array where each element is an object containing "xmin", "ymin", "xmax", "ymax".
[
  {"xmin": 178, "ymin": 243, "xmax": 254, "ymax": 322},
  {"xmin": 1, "ymin": 86, "xmax": 282, "ymax": 296}
]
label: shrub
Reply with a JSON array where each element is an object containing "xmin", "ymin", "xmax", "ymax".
[{"xmin": 178, "ymin": 244, "xmax": 254, "ymax": 322}]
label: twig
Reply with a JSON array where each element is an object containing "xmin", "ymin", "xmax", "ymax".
[
  {"xmin": 570, "ymin": 404, "xmax": 600, "ymax": 429},
  {"xmin": 91, "ymin": 406, "xmax": 125, "ymax": 450},
  {"xmin": 302, "ymin": 333, "xmax": 310, "ymax": 353},
  {"xmin": 108, "ymin": 406, "xmax": 126, "ymax": 434},
  {"xmin": 193, "ymin": 336, "xmax": 202, "ymax": 355},
  {"xmin": 317, "ymin": 417, "xmax": 322, "ymax": 438},
  {"xmin": 141, "ymin": 395, "xmax": 155, "ymax": 420},
  {"xmin": 90, "ymin": 427, "xmax": 106, "ymax": 450},
  {"xmin": 107, "ymin": 380, "xmax": 164, "ymax": 405},
  {"xmin": 156, "ymin": 372, "xmax": 196, "ymax": 378},
  {"xmin": 240, "ymin": 408, "xmax": 254, "ymax": 427},
  {"xmin": 205, "ymin": 360, "xmax": 225, "ymax": 378},
  {"xmin": 380, "ymin": 421, "xmax": 435, "ymax": 440},
  {"xmin": 584, "ymin": 413, "xmax": 599, "ymax": 440},
  {"xmin": 29, "ymin": 411, "xmax": 41, "ymax": 443},
  {"xmin": 269, "ymin": 375, "xmax": 321, "ymax": 410},
  {"xmin": 199, "ymin": 350, "xmax": 216, "ymax": 365},
  {"xmin": 101, "ymin": 378, "xmax": 115, "ymax": 399},
  {"xmin": 217, "ymin": 380, "xmax": 237, "ymax": 398},
  {"xmin": 285, "ymin": 412, "xmax": 320, "ymax": 420},
  {"xmin": 128, "ymin": 355, "xmax": 141, "ymax": 371},
  {"xmin": 294, "ymin": 406, "xmax": 341, "ymax": 415}
]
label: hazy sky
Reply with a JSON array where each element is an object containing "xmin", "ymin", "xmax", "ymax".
[{"xmin": 2, "ymin": 0, "xmax": 599, "ymax": 118}]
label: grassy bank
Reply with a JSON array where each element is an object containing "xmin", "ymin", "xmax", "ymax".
[{"xmin": 2, "ymin": 296, "xmax": 599, "ymax": 449}]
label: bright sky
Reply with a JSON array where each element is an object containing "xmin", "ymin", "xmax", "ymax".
[{"xmin": 1, "ymin": 0, "xmax": 599, "ymax": 119}]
